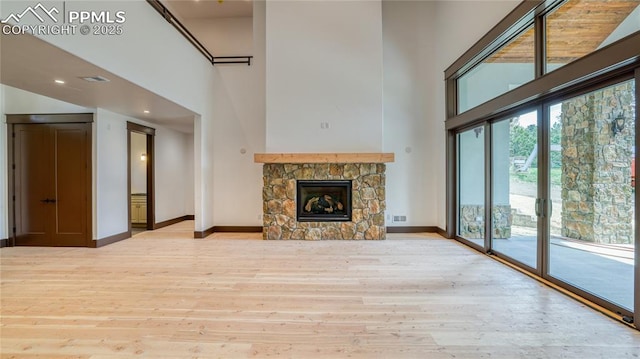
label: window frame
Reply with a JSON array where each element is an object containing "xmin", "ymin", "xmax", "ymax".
[
  {"xmin": 445, "ymin": 0, "xmax": 640, "ymax": 127},
  {"xmin": 456, "ymin": 23, "xmax": 537, "ymax": 114},
  {"xmin": 446, "ymin": 1, "xmax": 640, "ymax": 241},
  {"xmin": 445, "ymin": 0, "xmax": 640, "ymax": 325}
]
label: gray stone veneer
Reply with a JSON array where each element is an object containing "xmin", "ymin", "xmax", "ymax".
[
  {"xmin": 262, "ymin": 163, "xmax": 386, "ymax": 240},
  {"xmin": 459, "ymin": 204, "xmax": 512, "ymax": 239},
  {"xmin": 561, "ymin": 81, "xmax": 635, "ymax": 244}
]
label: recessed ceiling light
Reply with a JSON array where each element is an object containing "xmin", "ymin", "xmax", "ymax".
[
  {"xmin": 144, "ymin": 110, "xmax": 150, "ymax": 114},
  {"xmin": 54, "ymin": 79, "xmax": 65, "ymax": 84},
  {"xmin": 80, "ymin": 76, "xmax": 110, "ymax": 83}
]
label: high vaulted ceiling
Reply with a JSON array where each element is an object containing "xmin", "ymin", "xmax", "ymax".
[
  {"xmin": 0, "ymin": 0, "xmax": 258, "ymax": 134},
  {"xmin": 0, "ymin": 33, "xmax": 197, "ymax": 133},
  {"xmin": 0, "ymin": 1, "xmax": 256, "ymax": 134},
  {"xmin": 0, "ymin": 35, "xmax": 195, "ymax": 133},
  {"xmin": 2, "ymin": 0, "xmax": 638, "ymax": 133}
]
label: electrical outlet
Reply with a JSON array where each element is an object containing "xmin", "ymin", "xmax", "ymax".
[
  {"xmin": 320, "ymin": 122, "xmax": 330, "ymax": 129},
  {"xmin": 258, "ymin": 214, "xmax": 263, "ymax": 220}
]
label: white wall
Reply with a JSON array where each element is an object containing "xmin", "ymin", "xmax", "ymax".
[
  {"xmin": 130, "ymin": 132, "xmax": 147, "ymax": 194},
  {"xmin": 185, "ymin": 135, "xmax": 195, "ymax": 216},
  {"xmin": 186, "ymin": 17, "xmax": 253, "ymax": 56},
  {"xmin": 382, "ymin": 0, "xmax": 438, "ymax": 226},
  {"xmin": 1, "ymin": 0, "xmax": 216, "ymax": 232},
  {"xmin": 265, "ymin": 0, "xmax": 384, "ymax": 152},
  {"xmin": 184, "ymin": 5, "xmax": 265, "ymax": 225},
  {"xmin": 154, "ymin": 124, "xmax": 193, "ymax": 222},
  {"xmin": 96, "ymin": 108, "xmax": 195, "ymax": 238},
  {"xmin": 380, "ymin": 0, "xmax": 518, "ymax": 228},
  {"xmin": 95, "ymin": 108, "xmax": 128, "ymax": 238},
  {"xmin": 211, "ymin": 66, "xmax": 265, "ymax": 225},
  {"xmin": 258, "ymin": 0, "xmax": 519, "ymax": 230},
  {"xmin": 2, "ymin": 85, "xmax": 93, "ymax": 113}
]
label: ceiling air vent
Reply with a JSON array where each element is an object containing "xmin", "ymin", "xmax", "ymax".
[{"xmin": 80, "ymin": 76, "xmax": 110, "ymax": 83}]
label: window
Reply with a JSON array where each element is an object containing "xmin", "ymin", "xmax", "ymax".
[
  {"xmin": 446, "ymin": 0, "xmax": 640, "ymax": 322},
  {"xmin": 458, "ymin": 26, "xmax": 535, "ymax": 113},
  {"xmin": 546, "ymin": 0, "xmax": 640, "ymax": 73}
]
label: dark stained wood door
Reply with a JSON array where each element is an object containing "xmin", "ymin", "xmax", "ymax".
[
  {"xmin": 13, "ymin": 124, "xmax": 52, "ymax": 245},
  {"xmin": 13, "ymin": 123, "xmax": 90, "ymax": 246}
]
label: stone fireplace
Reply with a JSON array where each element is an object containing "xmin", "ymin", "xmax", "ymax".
[{"xmin": 255, "ymin": 153, "xmax": 394, "ymax": 240}]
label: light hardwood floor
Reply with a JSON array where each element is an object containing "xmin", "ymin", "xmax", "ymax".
[{"xmin": 1, "ymin": 221, "xmax": 639, "ymax": 358}]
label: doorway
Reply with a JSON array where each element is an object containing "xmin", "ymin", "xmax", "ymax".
[
  {"xmin": 130, "ymin": 132, "xmax": 148, "ymax": 234},
  {"xmin": 7, "ymin": 114, "xmax": 93, "ymax": 247},
  {"xmin": 127, "ymin": 122, "xmax": 155, "ymax": 235}
]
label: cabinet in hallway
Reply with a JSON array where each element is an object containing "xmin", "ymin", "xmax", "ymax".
[{"xmin": 131, "ymin": 194, "xmax": 147, "ymax": 226}]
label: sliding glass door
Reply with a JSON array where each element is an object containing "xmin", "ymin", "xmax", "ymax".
[
  {"xmin": 491, "ymin": 110, "xmax": 539, "ymax": 270},
  {"xmin": 547, "ymin": 80, "xmax": 636, "ymax": 313},
  {"xmin": 457, "ymin": 125, "xmax": 486, "ymax": 249},
  {"xmin": 457, "ymin": 78, "xmax": 637, "ymax": 318}
]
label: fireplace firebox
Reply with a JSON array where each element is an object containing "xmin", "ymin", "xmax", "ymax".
[{"xmin": 297, "ymin": 180, "xmax": 352, "ymax": 222}]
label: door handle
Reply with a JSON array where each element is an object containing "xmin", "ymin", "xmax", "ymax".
[
  {"xmin": 40, "ymin": 199, "xmax": 57, "ymax": 203},
  {"xmin": 535, "ymin": 199, "xmax": 552, "ymax": 217}
]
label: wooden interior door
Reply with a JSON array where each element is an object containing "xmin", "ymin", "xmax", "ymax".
[
  {"xmin": 50, "ymin": 123, "xmax": 90, "ymax": 246},
  {"xmin": 13, "ymin": 122, "xmax": 90, "ymax": 247},
  {"xmin": 13, "ymin": 124, "xmax": 53, "ymax": 245}
]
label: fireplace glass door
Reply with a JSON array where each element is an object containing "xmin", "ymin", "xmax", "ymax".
[{"xmin": 297, "ymin": 180, "xmax": 352, "ymax": 222}]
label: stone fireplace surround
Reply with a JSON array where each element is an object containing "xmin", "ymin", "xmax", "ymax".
[{"xmin": 255, "ymin": 153, "xmax": 394, "ymax": 240}]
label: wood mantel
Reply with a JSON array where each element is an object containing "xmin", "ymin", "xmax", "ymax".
[{"xmin": 254, "ymin": 153, "xmax": 394, "ymax": 164}]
